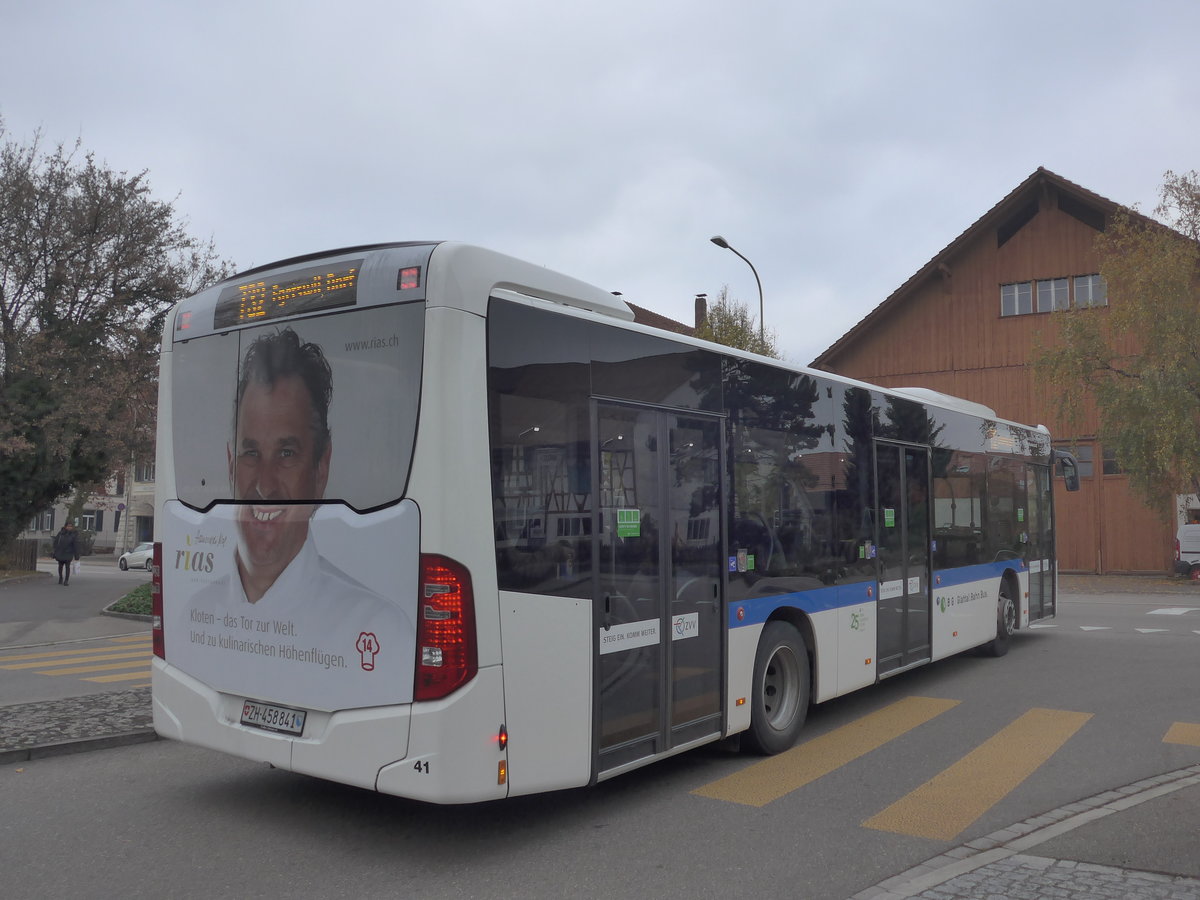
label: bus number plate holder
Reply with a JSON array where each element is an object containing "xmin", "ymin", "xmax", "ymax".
[{"xmin": 240, "ymin": 699, "xmax": 307, "ymax": 736}]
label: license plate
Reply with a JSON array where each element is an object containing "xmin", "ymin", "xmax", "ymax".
[{"xmin": 240, "ymin": 699, "xmax": 307, "ymax": 736}]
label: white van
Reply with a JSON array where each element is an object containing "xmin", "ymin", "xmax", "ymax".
[{"xmin": 1174, "ymin": 524, "xmax": 1200, "ymax": 577}]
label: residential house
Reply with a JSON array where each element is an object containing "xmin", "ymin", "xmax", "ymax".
[{"xmin": 21, "ymin": 460, "xmax": 156, "ymax": 556}]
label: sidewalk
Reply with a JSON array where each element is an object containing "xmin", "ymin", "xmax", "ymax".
[
  {"xmin": 1, "ymin": 574, "xmax": 1198, "ymax": 898},
  {"xmin": 852, "ymin": 768, "xmax": 1200, "ymax": 899},
  {"xmin": 0, "ymin": 686, "xmax": 155, "ymax": 764}
]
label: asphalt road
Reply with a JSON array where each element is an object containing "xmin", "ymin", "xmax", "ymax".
[
  {"xmin": 0, "ymin": 560, "xmax": 151, "ymax": 704},
  {"xmin": 1, "ymin": 584, "xmax": 1197, "ymax": 899}
]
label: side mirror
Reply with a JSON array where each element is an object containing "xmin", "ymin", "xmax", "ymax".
[{"xmin": 1053, "ymin": 449, "xmax": 1081, "ymax": 492}]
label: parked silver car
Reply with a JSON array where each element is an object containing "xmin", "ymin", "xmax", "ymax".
[{"xmin": 118, "ymin": 542, "xmax": 154, "ymax": 571}]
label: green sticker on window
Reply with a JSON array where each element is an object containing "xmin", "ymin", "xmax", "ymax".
[
  {"xmin": 617, "ymin": 509, "xmax": 641, "ymax": 538},
  {"xmin": 884, "ymin": 508, "xmax": 896, "ymax": 528}
]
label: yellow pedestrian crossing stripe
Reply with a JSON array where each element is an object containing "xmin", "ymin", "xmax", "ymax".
[
  {"xmin": 862, "ymin": 707, "xmax": 1092, "ymax": 840},
  {"xmin": 694, "ymin": 698, "xmax": 1197, "ymax": 842},
  {"xmin": 2, "ymin": 650, "xmax": 148, "ymax": 669},
  {"xmin": 1164, "ymin": 721, "xmax": 1200, "ymax": 748},
  {"xmin": 0, "ymin": 635, "xmax": 152, "ymax": 685},
  {"xmin": 693, "ymin": 696, "xmax": 960, "ymax": 807}
]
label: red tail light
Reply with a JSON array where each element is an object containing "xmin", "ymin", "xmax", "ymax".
[
  {"xmin": 415, "ymin": 554, "xmax": 477, "ymax": 701},
  {"xmin": 151, "ymin": 542, "xmax": 165, "ymax": 659},
  {"xmin": 1176, "ymin": 539, "xmax": 1181, "ymax": 562}
]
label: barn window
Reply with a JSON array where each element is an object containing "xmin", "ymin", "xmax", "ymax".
[
  {"xmin": 1074, "ymin": 274, "xmax": 1108, "ymax": 308},
  {"xmin": 1000, "ymin": 281, "xmax": 1033, "ymax": 316},
  {"xmin": 1037, "ymin": 278, "xmax": 1070, "ymax": 312}
]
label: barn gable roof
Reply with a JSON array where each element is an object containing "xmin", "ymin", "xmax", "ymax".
[{"xmin": 810, "ymin": 167, "xmax": 1139, "ymax": 369}]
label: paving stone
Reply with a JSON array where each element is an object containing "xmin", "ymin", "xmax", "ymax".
[{"xmin": 0, "ymin": 687, "xmax": 153, "ymax": 761}]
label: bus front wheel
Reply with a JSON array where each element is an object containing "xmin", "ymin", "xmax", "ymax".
[
  {"xmin": 744, "ymin": 621, "xmax": 809, "ymax": 755},
  {"xmin": 985, "ymin": 583, "xmax": 1016, "ymax": 657}
]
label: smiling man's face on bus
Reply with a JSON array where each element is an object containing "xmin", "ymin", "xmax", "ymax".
[{"xmin": 228, "ymin": 329, "xmax": 333, "ymax": 603}]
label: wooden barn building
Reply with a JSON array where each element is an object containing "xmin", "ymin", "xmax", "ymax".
[{"xmin": 812, "ymin": 167, "xmax": 1173, "ymax": 574}]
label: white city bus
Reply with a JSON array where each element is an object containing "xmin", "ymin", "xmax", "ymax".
[{"xmin": 151, "ymin": 242, "xmax": 1079, "ymax": 803}]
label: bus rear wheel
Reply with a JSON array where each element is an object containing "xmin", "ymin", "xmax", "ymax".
[
  {"xmin": 985, "ymin": 584, "xmax": 1016, "ymax": 657},
  {"xmin": 744, "ymin": 621, "xmax": 809, "ymax": 755}
]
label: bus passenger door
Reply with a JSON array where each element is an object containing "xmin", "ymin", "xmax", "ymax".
[
  {"xmin": 594, "ymin": 402, "xmax": 724, "ymax": 775},
  {"xmin": 1026, "ymin": 463, "xmax": 1054, "ymax": 621},
  {"xmin": 875, "ymin": 442, "xmax": 932, "ymax": 675}
]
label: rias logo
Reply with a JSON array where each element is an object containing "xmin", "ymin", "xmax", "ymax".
[{"xmin": 174, "ymin": 530, "xmax": 229, "ymax": 573}]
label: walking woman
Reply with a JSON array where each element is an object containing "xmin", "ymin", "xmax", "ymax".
[{"xmin": 53, "ymin": 522, "xmax": 80, "ymax": 585}]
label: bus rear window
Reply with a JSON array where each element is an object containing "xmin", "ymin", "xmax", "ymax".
[{"xmin": 171, "ymin": 303, "xmax": 424, "ymax": 512}]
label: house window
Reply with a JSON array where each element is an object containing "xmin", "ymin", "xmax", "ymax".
[
  {"xmin": 1037, "ymin": 278, "xmax": 1069, "ymax": 312},
  {"xmin": 1000, "ymin": 281, "xmax": 1033, "ymax": 317},
  {"xmin": 1102, "ymin": 448, "xmax": 1124, "ymax": 475},
  {"xmin": 82, "ymin": 511, "xmax": 97, "ymax": 531},
  {"xmin": 136, "ymin": 461, "xmax": 156, "ymax": 482},
  {"xmin": 1075, "ymin": 274, "xmax": 1108, "ymax": 308},
  {"xmin": 42, "ymin": 510, "xmax": 55, "ymax": 531}
]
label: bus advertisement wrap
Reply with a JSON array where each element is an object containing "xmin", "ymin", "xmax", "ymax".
[
  {"xmin": 162, "ymin": 308, "xmax": 422, "ymax": 712},
  {"xmin": 162, "ymin": 502, "xmax": 417, "ymax": 711}
]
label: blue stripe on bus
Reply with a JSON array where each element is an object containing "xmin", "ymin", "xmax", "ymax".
[
  {"xmin": 932, "ymin": 559, "xmax": 1024, "ymax": 589},
  {"xmin": 728, "ymin": 582, "xmax": 869, "ymax": 628},
  {"xmin": 727, "ymin": 559, "xmax": 1026, "ymax": 629}
]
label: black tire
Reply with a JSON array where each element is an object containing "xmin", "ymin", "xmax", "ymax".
[
  {"xmin": 743, "ymin": 621, "xmax": 810, "ymax": 755},
  {"xmin": 985, "ymin": 582, "xmax": 1016, "ymax": 657},
  {"xmin": 118, "ymin": 558, "xmax": 128, "ymax": 571},
  {"xmin": 144, "ymin": 558, "xmax": 154, "ymax": 570}
]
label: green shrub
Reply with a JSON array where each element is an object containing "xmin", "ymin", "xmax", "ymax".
[{"xmin": 109, "ymin": 582, "xmax": 153, "ymax": 616}]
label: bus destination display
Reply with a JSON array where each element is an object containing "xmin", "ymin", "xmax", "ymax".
[{"xmin": 212, "ymin": 260, "xmax": 362, "ymax": 328}]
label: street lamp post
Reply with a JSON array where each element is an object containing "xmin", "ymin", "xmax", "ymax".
[{"xmin": 710, "ymin": 235, "xmax": 764, "ymax": 343}]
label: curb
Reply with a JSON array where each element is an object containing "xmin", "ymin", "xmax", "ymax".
[
  {"xmin": 100, "ymin": 608, "xmax": 153, "ymax": 622},
  {"xmin": 850, "ymin": 764, "xmax": 1200, "ymax": 899},
  {"xmin": 0, "ymin": 729, "xmax": 158, "ymax": 765}
]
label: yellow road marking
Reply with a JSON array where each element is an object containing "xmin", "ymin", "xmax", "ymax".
[
  {"xmin": 0, "ymin": 650, "xmax": 149, "ymax": 670},
  {"xmin": 84, "ymin": 670, "xmax": 152, "ymax": 683},
  {"xmin": 38, "ymin": 659, "xmax": 152, "ymax": 676},
  {"xmin": 1164, "ymin": 722, "xmax": 1200, "ymax": 748},
  {"xmin": 693, "ymin": 696, "xmax": 960, "ymax": 807},
  {"xmin": 106, "ymin": 634, "xmax": 152, "ymax": 644},
  {"xmin": 863, "ymin": 708, "xmax": 1092, "ymax": 840},
  {"xmin": 0, "ymin": 640, "xmax": 149, "ymax": 663}
]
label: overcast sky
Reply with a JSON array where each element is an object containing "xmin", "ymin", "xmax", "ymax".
[{"xmin": 3, "ymin": 1, "xmax": 1196, "ymax": 364}]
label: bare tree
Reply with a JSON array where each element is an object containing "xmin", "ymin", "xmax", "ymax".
[{"xmin": 0, "ymin": 121, "xmax": 232, "ymax": 547}]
